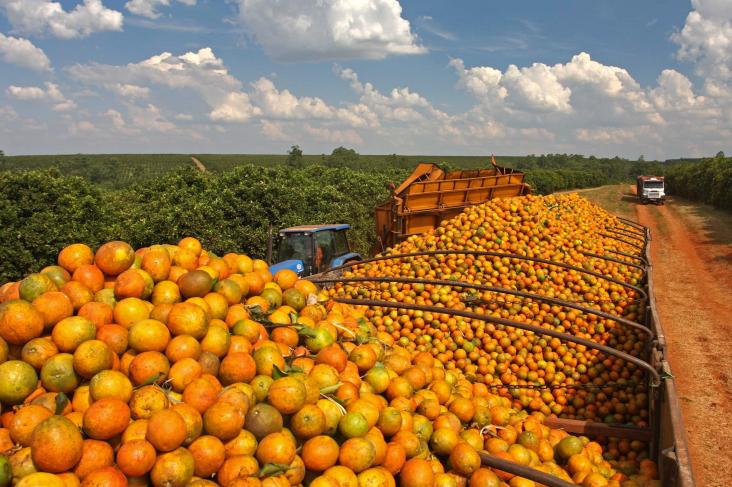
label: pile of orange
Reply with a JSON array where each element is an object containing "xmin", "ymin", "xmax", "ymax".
[
  {"xmin": 0, "ymin": 231, "xmax": 658, "ymax": 486},
  {"xmin": 331, "ymin": 194, "xmax": 651, "ymax": 428}
]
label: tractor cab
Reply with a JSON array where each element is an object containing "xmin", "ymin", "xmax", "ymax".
[{"xmin": 268, "ymin": 224, "xmax": 362, "ymax": 277}]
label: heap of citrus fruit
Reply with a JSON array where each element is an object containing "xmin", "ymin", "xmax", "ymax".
[
  {"xmin": 331, "ymin": 193, "xmax": 651, "ymax": 427},
  {"xmin": 0, "ymin": 231, "xmax": 658, "ymax": 485}
]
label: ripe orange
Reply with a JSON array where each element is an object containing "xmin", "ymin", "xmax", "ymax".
[
  {"xmin": 146, "ymin": 408, "xmax": 187, "ymax": 452},
  {"xmin": 0, "ymin": 300, "xmax": 44, "ymax": 345},
  {"xmin": 0, "ymin": 360, "xmax": 38, "ymax": 404},
  {"xmin": 31, "ymin": 416, "xmax": 84, "ymax": 473},
  {"xmin": 77, "ymin": 301, "xmax": 113, "ymax": 328},
  {"xmin": 150, "ymin": 447, "xmax": 195, "ymax": 487},
  {"xmin": 116, "ymin": 439, "xmax": 156, "ymax": 477},
  {"xmin": 167, "ymin": 302, "xmax": 209, "ymax": 339},
  {"xmin": 188, "ymin": 435, "xmax": 226, "ymax": 478},
  {"xmin": 83, "ymin": 398, "xmax": 131, "ymax": 440},
  {"xmin": 203, "ymin": 400, "xmax": 245, "ymax": 441},
  {"xmin": 58, "ymin": 243, "xmax": 95, "ymax": 273},
  {"xmin": 73, "ymin": 439, "xmax": 114, "ymax": 479},
  {"xmin": 32, "ymin": 291, "xmax": 74, "ymax": 328},
  {"xmin": 72, "ymin": 265, "xmax": 105, "ymax": 293},
  {"xmin": 338, "ymin": 437, "xmax": 376, "ymax": 473},
  {"xmin": 94, "ymin": 241, "xmax": 135, "ymax": 276},
  {"xmin": 302, "ymin": 435, "xmax": 340, "ymax": 471}
]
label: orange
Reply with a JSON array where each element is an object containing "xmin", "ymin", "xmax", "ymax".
[
  {"xmin": 166, "ymin": 334, "xmax": 202, "ymax": 362},
  {"xmin": 83, "ymin": 398, "xmax": 131, "ymax": 440},
  {"xmin": 291, "ymin": 404, "xmax": 326, "ymax": 439},
  {"xmin": 256, "ymin": 431, "xmax": 296, "ymax": 465},
  {"xmin": 61, "ymin": 281, "xmax": 94, "ymax": 311},
  {"xmin": 128, "ymin": 351, "xmax": 170, "ymax": 386},
  {"xmin": 31, "ymin": 416, "xmax": 84, "ymax": 473},
  {"xmin": 77, "ymin": 301, "xmax": 113, "ymax": 328},
  {"xmin": 189, "ymin": 435, "xmax": 226, "ymax": 478},
  {"xmin": 9, "ymin": 405, "xmax": 53, "ymax": 446},
  {"xmin": 72, "ymin": 339, "xmax": 114, "ymax": 379},
  {"xmin": 168, "ymin": 302, "xmax": 209, "ymax": 339},
  {"xmin": 178, "ymin": 237, "xmax": 202, "ymax": 256},
  {"xmin": 95, "ymin": 324, "xmax": 128, "ymax": 355},
  {"xmin": 267, "ymin": 376, "xmax": 306, "ymax": 415},
  {"xmin": 203, "ymin": 400, "xmax": 245, "ymax": 441},
  {"xmin": 116, "ymin": 439, "xmax": 156, "ymax": 477},
  {"xmin": 52, "ymin": 316, "xmax": 96, "ymax": 352},
  {"xmin": 128, "ymin": 318, "xmax": 170, "ymax": 352},
  {"xmin": 21, "ymin": 336, "xmax": 58, "ymax": 369},
  {"xmin": 113, "ymin": 297, "xmax": 151, "ymax": 328},
  {"xmin": 32, "ymin": 291, "xmax": 74, "ymax": 328},
  {"xmin": 72, "ymin": 265, "xmax": 105, "ymax": 293},
  {"xmin": 94, "ymin": 241, "xmax": 135, "ymax": 276},
  {"xmin": 294, "ymin": 279, "xmax": 317, "ymax": 296},
  {"xmin": 129, "ymin": 385, "xmax": 169, "ymax": 420},
  {"xmin": 219, "ymin": 352, "xmax": 257, "ymax": 385},
  {"xmin": 73, "ymin": 439, "xmax": 114, "ymax": 479},
  {"xmin": 302, "ymin": 435, "xmax": 340, "ymax": 471},
  {"xmin": 182, "ymin": 377, "xmax": 219, "ymax": 414},
  {"xmin": 146, "ymin": 408, "xmax": 187, "ymax": 452},
  {"xmin": 89, "ymin": 369, "xmax": 133, "ymax": 403},
  {"xmin": 171, "ymin": 402, "xmax": 204, "ymax": 445},
  {"xmin": 142, "ymin": 247, "xmax": 172, "ymax": 282},
  {"xmin": 40, "ymin": 353, "xmax": 79, "ymax": 394},
  {"xmin": 0, "ymin": 300, "xmax": 44, "ymax": 345},
  {"xmin": 273, "ymin": 269, "xmax": 298, "ymax": 290},
  {"xmin": 58, "ymin": 243, "xmax": 95, "ymax": 273},
  {"xmin": 338, "ymin": 437, "xmax": 376, "ymax": 473},
  {"xmin": 150, "ymin": 447, "xmax": 195, "ymax": 487}
]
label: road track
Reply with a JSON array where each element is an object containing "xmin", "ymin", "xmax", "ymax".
[{"xmin": 632, "ymin": 188, "xmax": 732, "ymax": 487}]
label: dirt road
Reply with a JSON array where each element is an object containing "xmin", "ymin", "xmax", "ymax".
[
  {"xmin": 191, "ymin": 156, "xmax": 206, "ymax": 172},
  {"xmin": 584, "ymin": 185, "xmax": 732, "ymax": 487}
]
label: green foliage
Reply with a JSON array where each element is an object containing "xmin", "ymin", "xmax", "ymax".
[
  {"xmin": 286, "ymin": 145, "xmax": 304, "ymax": 168},
  {"xmin": 0, "ymin": 169, "xmax": 114, "ymax": 283},
  {"xmin": 0, "ymin": 152, "xmax": 690, "ymax": 282},
  {"xmin": 665, "ymin": 155, "xmax": 732, "ymax": 210}
]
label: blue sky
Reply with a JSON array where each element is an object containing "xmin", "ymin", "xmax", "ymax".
[{"xmin": 0, "ymin": 0, "xmax": 730, "ymax": 158}]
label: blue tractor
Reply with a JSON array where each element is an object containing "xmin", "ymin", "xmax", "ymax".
[{"xmin": 267, "ymin": 224, "xmax": 362, "ymax": 277}]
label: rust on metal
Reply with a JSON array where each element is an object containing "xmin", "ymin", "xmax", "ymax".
[
  {"xmin": 478, "ymin": 451, "xmax": 577, "ymax": 487},
  {"xmin": 543, "ymin": 417, "xmax": 652, "ymax": 441}
]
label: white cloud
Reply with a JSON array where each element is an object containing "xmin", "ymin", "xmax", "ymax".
[
  {"xmin": 448, "ymin": 58, "xmax": 506, "ymax": 104},
  {"xmin": 336, "ymin": 66, "xmax": 445, "ymax": 123},
  {"xmin": 124, "ymin": 0, "xmax": 195, "ymax": 19},
  {"xmin": 210, "ymin": 91, "xmax": 260, "ymax": 122},
  {"xmin": 107, "ymin": 83, "xmax": 150, "ymax": 99},
  {"xmin": 235, "ymin": 0, "xmax": 426, "ymax": 62},
  {"xmin": 260, "ymin": 120, "xmax": 287, "ymax": 140},
  {"xmin": 7, "ymin": 82, "xmax": 76, "ymax": 111},
  {"xmin": 69, "ymin": 47, "xmax": 242, "ymax": 121},
  {"xmin": 0, "ymin": 0, "xmax": 123, "ymax": 39},
  {"xmin": 0, "ymin": 32, "xmax": 51, "ymax": 71},
  {"xmin": 673, "ymin": 0, "xmax": 732, "ymax": 85},
  {"xmin": 650, "ymin": 69, "xmax": 706, "ymax": 111}
]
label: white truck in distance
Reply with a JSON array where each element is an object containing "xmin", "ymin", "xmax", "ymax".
[{"xmin": 637, "ymin": 175, "xmax": 666, "ymax": 205}]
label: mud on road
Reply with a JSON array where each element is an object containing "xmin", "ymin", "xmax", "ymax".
[{"xmin": 633, "ymin": 189, "xmax": 732, "ymax": 487}]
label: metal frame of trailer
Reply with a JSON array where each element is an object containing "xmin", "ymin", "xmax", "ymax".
[{"xmin": 307, "ymin": 218, "xmax": 695, "ymax": 487}]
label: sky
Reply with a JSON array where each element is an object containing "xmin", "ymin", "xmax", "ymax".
[{"xmin": 0, "ymin": 0, "xmax": 730, "ymax": 159}]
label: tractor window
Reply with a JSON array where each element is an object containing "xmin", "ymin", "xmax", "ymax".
[
  {"xmin": 315, "ymin": 231, "xmax": 336, "ymax": 268},
  {"xmin": 334, "ymin": 231, "xmax": 350, "ymax": 256},
  {"xmin": 278, "ymin": 234, "xmax": 312, "ymax": 263}
]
